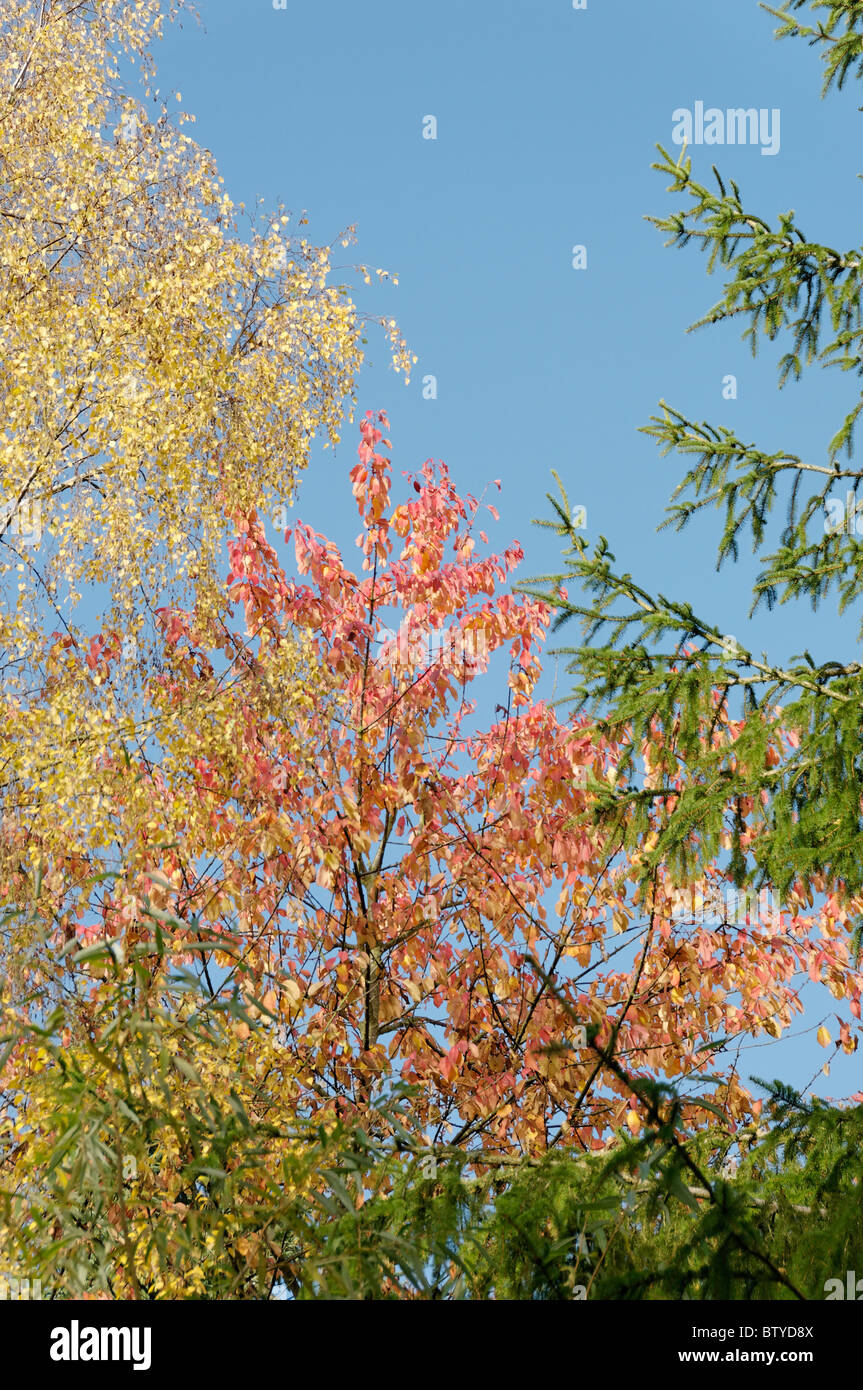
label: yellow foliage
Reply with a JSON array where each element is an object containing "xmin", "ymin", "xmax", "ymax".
[{"xmin": 0, "ymin": 0, "xmax": 410, "ymax": 857}]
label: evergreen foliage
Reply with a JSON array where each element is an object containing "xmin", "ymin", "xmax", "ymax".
[{"xmin": 520, "ymin": 1, "xmax": 863, "ymax": 905}]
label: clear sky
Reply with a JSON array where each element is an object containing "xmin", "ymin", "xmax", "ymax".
[{"xmin": 145, "ymin": 0, "xmax": 863, "ymax": 1101}]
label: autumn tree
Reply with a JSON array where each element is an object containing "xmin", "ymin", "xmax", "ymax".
[
  {"xmin": 4, "ymin": 408, "xmax": 863, "ymax": 1296},
  {"xmin": 0, "ymin": 0, "xmax": 413, "ymax": 1301},
  {"xmin": 3, "ymin": 0, "xmax": 862, "ymax": 1298},
  {"xmin": 15, "ymin": 415, "xmax": 860, "ymax": 1163},
  {"xmin": 0, "ymin": 0, "xmax": 411, "ymax": 877}
]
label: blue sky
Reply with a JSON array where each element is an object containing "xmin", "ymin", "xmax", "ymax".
[
  {"xmin": 144, "ymin": 0, "xmax": 863, "ymax": 1100},
  {"xmin": 152, "ymin": 0, "xmax": 863, "ymax": 662}
]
